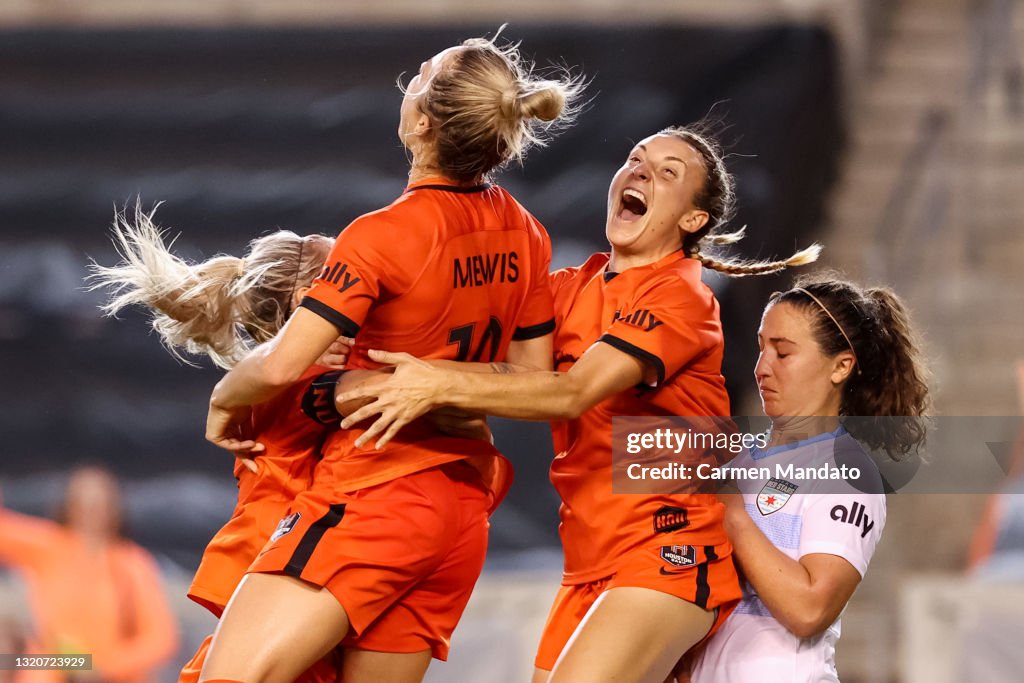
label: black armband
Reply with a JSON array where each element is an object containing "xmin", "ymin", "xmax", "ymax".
[{"xmin": 301, "ymin": 370, "xmax": 349, "ymax": 426}]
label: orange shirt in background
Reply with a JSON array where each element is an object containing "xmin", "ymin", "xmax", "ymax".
[
  {"xmin": 299, "ymin": 178, "xmax": 555, "ymax": 499},
  {"xmin": 0, "ymin": 509, "xmax": 178, "ymax": 683},
  {"xmin": 548, "ymin": 251, "xmax": 732, "ymax": 584}
]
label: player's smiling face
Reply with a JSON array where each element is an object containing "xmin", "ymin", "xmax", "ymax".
[
  {"xmin": 755, "ymin": 302, "xmax": 848, "ymax": 419},
  {"xmin": 398, "ymin": 46, "xmax": 464, "ymax": 147},
  {"xmin": 605, "ymin": 134, "xmax": 710, "ymax": 258}
]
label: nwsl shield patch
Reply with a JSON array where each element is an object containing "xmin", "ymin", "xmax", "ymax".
[
  {"xmin": 756, "ymin": 478, "xmax": 797, "ymax": 516},
  {"xmin": 660, "ymin": 545, "xmax": 696, "ymax": 567},
  {"xmin": 270, "ymin": 512, "xmax": 301, "ymax": 541}
]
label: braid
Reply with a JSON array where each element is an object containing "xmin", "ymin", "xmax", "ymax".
[
  {"xmin": 660, "ymin": 122, "xmax": 820, "ymax": 278},
  {"xmin": 695, "ymin": 243, "xmax": 822, "ymax": 277}
]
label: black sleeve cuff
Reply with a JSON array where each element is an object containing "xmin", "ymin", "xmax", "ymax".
[
  {"xmin": 598, "ymin": 334, "xmax": 666, "ymax": 387},
  {"xmin": 512, "ymin": 318, "xmax": 556, "ymax": 341},
  {"xmin": 299, "ymin": 297, "xmax": 361, "ymax": 338},
  {"xmin": 301, "ymin": 370, "xmax": 348, "ymax": 426}
]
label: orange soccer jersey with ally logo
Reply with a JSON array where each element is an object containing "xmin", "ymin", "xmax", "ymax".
[
  {"xmin": 188, "ymin": 364, "xmax": 336, "ymax": 615},
  {"xmin": 299, "ymin": 177, "xmax": 554, "ymax": 495},
  {"xmin": 548, "ymin": 250, "xmax": 732, "ymax": 584}
]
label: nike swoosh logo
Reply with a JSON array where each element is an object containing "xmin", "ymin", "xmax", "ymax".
[{"xmin": 659, "ymin": 566, "xmax": 693, "ymax": 575}]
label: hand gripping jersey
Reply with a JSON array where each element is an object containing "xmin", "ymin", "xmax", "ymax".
[
  {"xmin": 299, "ymin": 178, "xmax": 554, "ymax": 496},
  {"xmin": 548, "ymin": 250, "xmax": 732, "ymax": 584},
  {"xmin": 691, "ymin": 427, "xmax": 886, "ymax": 683},
  {"xmin": 187, "ymin": 365, "xmax": 335, "ymax": 616}
]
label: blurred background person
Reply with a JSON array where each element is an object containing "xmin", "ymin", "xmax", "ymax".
[
  {"xmin": 0, "ymin": 467, "xmax": 178, "ymax": 683},
  {"xmin": 967, "ymin": 360, "xmax": 1024, "ymax": 578}
]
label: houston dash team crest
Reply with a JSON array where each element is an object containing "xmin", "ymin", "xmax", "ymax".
[
  {"xmin": 270, "ymin": 512, "xmax": 301, "ymax": 541},
  {"xmin": 756, "ymin": 478, "xmax": 798, "ymax": 515}
]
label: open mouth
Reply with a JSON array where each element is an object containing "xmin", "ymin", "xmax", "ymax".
[{"xmin": 618, "ymin": 188, "xmax": 648, "ymax": 221}]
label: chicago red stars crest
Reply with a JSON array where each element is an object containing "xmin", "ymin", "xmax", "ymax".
[{"xmin": 756, "ymin": 478, "xmax": 798, "ymax": 515}]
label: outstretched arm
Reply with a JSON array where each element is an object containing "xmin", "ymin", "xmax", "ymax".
[
  {"xmin": 0, "ymin": 497, "xmax": 64, "ymax": 573},
  {"xmin": 338, "ymin": 340, "xmax": 645, "ymax": 449}
]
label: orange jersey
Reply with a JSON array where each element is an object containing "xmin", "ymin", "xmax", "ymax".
[
  {"xmin": 549, "ymin": 250, "xmax": 731, "ymax": 584},
  {"xmin": 300, "ymin": 178, "xmax": 554, "ymax": 493},
  {"xmin": 188, "ymin": 365, "xmax": 335, "ymax": 615}
]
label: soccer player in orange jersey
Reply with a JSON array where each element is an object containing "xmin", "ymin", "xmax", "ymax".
[
  {"xmin": 90, "ymin": 211, "xmax": 347, "ymax": 683},
  {"xmin": 337, "ymin": 124, "xmax": 820, "ymax": 682},
  {"xmin": 200, "ymin": 35, "xmax": 583, "ymax": 683},
  {"xmin": 91, "ymin": 209, "xmax": 492, "ymax": 683}
]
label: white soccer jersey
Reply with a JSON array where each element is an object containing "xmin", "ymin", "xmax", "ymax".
[{"xmin": 691, "ymin": 426, "xmax": 886, "ymax": 683}]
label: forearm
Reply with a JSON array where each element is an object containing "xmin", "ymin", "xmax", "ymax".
[
  {"xmin": 210, "ymin": 344, "xmax": 293, "ymax": 408},
  {"xmin": 726, "ymin": 511, "xmax": 832, "ymax": 637},
  {"xmin": 0, "ymin": 508, "xmax": 59, "ymax": 569},
  {"xmin": 439, "ymin": 369, "xmax": 587, "ymax": 420},
  {"xmin": 428, "ymin": 360, "xmax": 532, "ymax": 375}
]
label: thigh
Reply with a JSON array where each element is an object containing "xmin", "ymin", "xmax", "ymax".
[
  {"xmin": 179, "ymin": 634, "xmax": 212, "ymax": 683},
  {"xmin": 549, "ymin": 586, "xmax": 714, "ymax": 683},
  {"xmin": 340, "ymin": 649, "xmax": 432, "ymax": 683},
  {"xmin": 200, "ymin": 573, "xmax": 349, "ymax": 683}
]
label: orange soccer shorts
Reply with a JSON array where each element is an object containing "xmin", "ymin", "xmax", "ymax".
[
  {"xmin": 534, "ymin": 542, "xmax": 741, "ymax": 671},
  {"xmin": 249, "ymin": 461, "xmax": 492, "ymax": 660},
  {"xmin": 187, "ymin": 496, "xmax": 294, "ymax": 617}
]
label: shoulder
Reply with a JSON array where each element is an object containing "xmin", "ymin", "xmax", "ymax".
[
  {"xmin": 551, "ymin": 252, "xmax": 609, "ymax": 295},
  {"xmin": 561, "ymin": 252, "xmax": 610, "ymax": 280},
  {"xmin": 489, "ymin": 185, "xmax": 551, "ymax": 242},
  {"xmin": 338, "ymin": 201, "xmax": 434, "ymax": 254},
  {"xmin": 641, "ymin": 257, "xmax": 715, "ymax": 304},
  {"xmin": 831, "ymin": 433, "xmax": 886, "ymax": 496}
]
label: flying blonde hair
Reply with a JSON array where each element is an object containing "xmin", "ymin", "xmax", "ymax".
[{"xmin": 88, "ymin": 203, "xmax": 333, "ymax": 369}]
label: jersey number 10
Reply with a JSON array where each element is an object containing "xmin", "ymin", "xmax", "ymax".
[{"xmin": 448, "ymin": 317, "xmax": 503, "ymax": 362}]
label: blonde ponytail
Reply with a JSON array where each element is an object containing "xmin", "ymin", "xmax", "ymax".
[
  {"xmin": 416, "ymin": 31, "xmax": 584, "ymax": 182},
  {"xmin": 517, "ymin": 83, "xmax": 569, "ymax": 122},
  {"xmin": 88, "ymin": 203, "xmax": 333, "ymax": 369}
]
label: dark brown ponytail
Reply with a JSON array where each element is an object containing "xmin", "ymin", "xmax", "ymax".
[{"xmin": 772, "ymin": 277, "xmax": 931, "ymax": 459}]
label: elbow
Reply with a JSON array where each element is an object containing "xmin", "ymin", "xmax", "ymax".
[
  {"xmin": 782, "ymin": 605, "xmax": 834, "ymax": 639},
  {"xmin": 261, "ymin": 353, "xmax": 305, "ymax": 388},
  {"xmin": 553, "ymin": 381, "xmax": 591, "ymax": 420},
  {"xmin": 554, "ymin": 403, "xmax": 584, "ymax": 420}
]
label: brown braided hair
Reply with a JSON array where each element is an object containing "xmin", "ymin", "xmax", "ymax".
[{"xmin": 659, "ymin": 124, "xmax": 821, "ymax": 276}]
